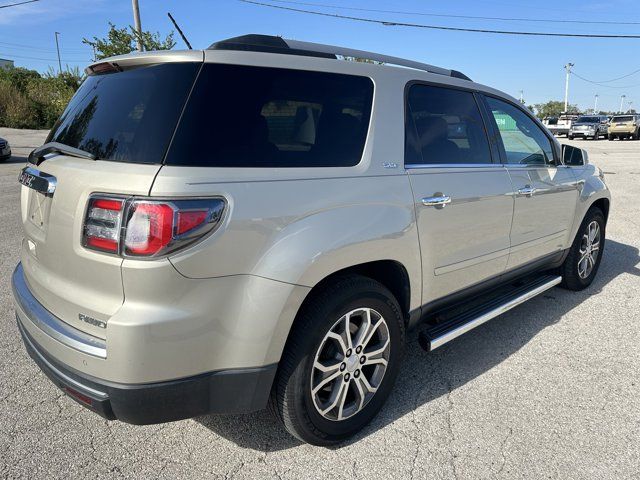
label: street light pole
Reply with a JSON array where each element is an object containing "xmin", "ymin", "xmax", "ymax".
[
  {"xmin": 131, "ymin": 0, "xmax": 143, "ymax": 52},
  {"xmin": 519, "ymin": 90, "xmax": 524, "ymax": 104},
  {"xmin": 54, "ymin": 31, "xmax": 62, "ymax": 73},
  {"xmin": 620, "ymin": 94, "xmax": 627, "ymax": 113},
  {"xmin": 564, "ymin": 63, "xmax": 574, "ymax": 113},
  {"xmin": 594, "ymin": 94, "xmax": 599, "ymax": 113}
]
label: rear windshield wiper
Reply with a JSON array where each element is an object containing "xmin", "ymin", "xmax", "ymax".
[{"xmin": 28, "ymin": 142, "xmax": 96, "ymax": 165}]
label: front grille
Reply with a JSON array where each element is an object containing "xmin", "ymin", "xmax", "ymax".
[{"xmin": 0, "ymin": 141, "xmax": 7, "ymax": 149}]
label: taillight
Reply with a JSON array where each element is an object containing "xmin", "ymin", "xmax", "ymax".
[
  {"xmin": 83, "ymin": 197, "xmax": 124, "ymax": 253},
  {"xmin": 83, "ymin": 195, "xmax": 225, "ymax": 257},
  {"xmin": 124, "ymin": 202, "xmax": 174, "ymax": 256}
]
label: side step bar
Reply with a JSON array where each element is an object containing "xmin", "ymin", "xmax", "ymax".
[{"xmin": 419, "ymin": 275, "xmax": 562, "ymax": 352}]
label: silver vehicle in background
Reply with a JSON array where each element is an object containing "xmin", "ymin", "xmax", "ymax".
[
  {"xmin": 568, "ymin": 115, "xmax": 609, "ymax": 140},
  {"xmin": 11, "ymin": 35, "xmax": 611, "ymax": 445}
]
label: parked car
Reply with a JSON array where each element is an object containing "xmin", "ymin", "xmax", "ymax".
[
  {"xmin": 608, "ymin": 114, "xmax": 640, "ymax": 140},
  {"xmin": 543, "ymin": 113, "xmax": 576, "ymax": 136},
  {"xmin": 0, "ymin": 137, "xmax": 11, "ymax": 161},
  {"xmin": 12, "ymin": 35, "xmax": 611, "ymax": 445},
  {"xmin": 568, "ymin": 115, "xmax": 609, "ymax": 140}
]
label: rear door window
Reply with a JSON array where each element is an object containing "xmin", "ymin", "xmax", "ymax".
[
  {"xmin": 47, "ymin": 63, "xmax": 200, "ymax": 164},
  {"xmin": 166, "ymin": 64, "xmax": 374, "ymax": 168},
  {"xmin": 405, "ymin": 84, "xmax": 493, "ymax": 166}
]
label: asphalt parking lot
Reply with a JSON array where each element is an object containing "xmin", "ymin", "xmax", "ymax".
[{"xmin": 1, "ymin": 127, "xmax": 639, "ymax": 479}]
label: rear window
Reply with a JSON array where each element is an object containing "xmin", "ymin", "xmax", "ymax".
[
  {"xmin": 612, "ymin": 116, "xmax": 634, "ymax": 123},
  {"xmin": 576, "ymin": 116, "xmax": 600, "ymax": 123},
  {"xmin": 165, "ymin": 64, "xmax": 374, "ymax": 168},
  {"xmin": 46, "ymin": 63, "xmax": 200, "ymax": 164}
]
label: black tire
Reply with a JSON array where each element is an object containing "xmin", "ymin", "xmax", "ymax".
[
  {"xmin": 270, "ymin": 275, "xmax": 405, "ymax": 446},
  {"xmin": 560, "ymin": 207, "xmax": 605, "ymax": 291},
  {"xmin": 634, "ymin": 130, "xmax": 640, "ymax": 140},
  {"xmin": 568, "ymin": 135, "xmax": 574, "ymax": 140},
  {"xmin": 608, "ymin": 134, "xmax": 614, "ymax": 141}
]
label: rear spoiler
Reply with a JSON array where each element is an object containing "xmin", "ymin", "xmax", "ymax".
[{"xmin": 85, "ymin": 50, "xmax": 204, "ymax": 76}]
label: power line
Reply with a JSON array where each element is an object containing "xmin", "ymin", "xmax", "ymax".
[
  {"xmin": 0, "ymin": 40, "xmax": 88, "ymax": 54},
  {"xmin": 239, "ymin": 0, "xmax": 640, "ymax": 38},
  {"xmin": 0, "ymin": 52, "xmax": 90, "ymax": 63},
  {"xmin": 572, "ymin": 71, "xmax": 640, "ymax": 89},
  {"xmin": 0, "ymin": 0, "xmax": 39, "ymax": 9},
  {"xmin": 267, "ymin": 0, "xmax": 640, "ymax": 26},
  {"xmin": 577, "ymin": 68, "xmax": 640, "ymax": 84}
]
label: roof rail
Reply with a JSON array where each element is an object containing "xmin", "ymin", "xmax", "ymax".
[{"xmin": 208, "ymin": 34, "xmax": 471, "ymax": 81}]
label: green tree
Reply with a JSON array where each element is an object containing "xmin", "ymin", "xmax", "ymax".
[
  {"xmin": 0, "ymin": 66, "xmax": 82, "ymax": 129},
  {"xmin": 82, "ymin": 22, "xmax": 175, "ymax": 60},
  {"xmin": 533, "ymin": 100, "xmax": 579, "ymax": 119}
]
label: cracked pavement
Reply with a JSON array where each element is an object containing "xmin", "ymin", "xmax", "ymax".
[{"xmin": 1, "ymin": 128, "xmax": 639, "ymax": 479}]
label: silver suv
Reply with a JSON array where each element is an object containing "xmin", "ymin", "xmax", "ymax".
[{"xmin": 12, "ymin": 35, "xmax": 611, "ymax": 445}]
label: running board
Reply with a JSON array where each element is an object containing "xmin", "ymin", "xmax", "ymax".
[{"xmin": 418, "ymin": 275, "xmax": 562, "ymax": 352}]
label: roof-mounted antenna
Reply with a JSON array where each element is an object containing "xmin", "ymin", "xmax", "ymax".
[{"xmin": 167, "ymin": 12, "xmax": 192, "ymax": 50}]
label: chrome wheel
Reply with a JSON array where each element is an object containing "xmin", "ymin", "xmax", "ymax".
[
  {"xmin": 578, "ymin": 220, "xmax": 601, "ymax": 279},
  {"xmin": 310, "ymin": 307, "xmax": 391, "ymax": 421}
]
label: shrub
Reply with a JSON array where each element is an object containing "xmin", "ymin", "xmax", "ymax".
[
  {"xmin": 0, "ymin": 81, "xmax": 39, "ymax": 129},
  {"xmin": 0, "ymin": 66, "xmax": 82, "ymax": 129}
]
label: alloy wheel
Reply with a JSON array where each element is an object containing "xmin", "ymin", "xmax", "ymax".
[
  {"xmin": 578, "ymin": 220, "xmax": 601, "ymax": 279},
  {"xmin": 310, "ymin": 307, "xmax": 391, "ymax": 421}
]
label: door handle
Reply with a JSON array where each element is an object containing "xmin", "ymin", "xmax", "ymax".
[
  {"xmin": 517, "ymin": 186, "xmax": 537, "ymax": 197},
  {"xmin": 421, "ymin": 195, "xmax": 451, "ymax": 207}
]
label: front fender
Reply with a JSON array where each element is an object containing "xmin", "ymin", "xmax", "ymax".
[{"xmin": 568, "ymin": 164, "xmax": 611, "ymax": 241}]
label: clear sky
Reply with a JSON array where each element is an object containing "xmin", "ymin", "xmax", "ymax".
[{"xmin": 1, "ymin": 0, "xmax": 638, "ymax": 112}]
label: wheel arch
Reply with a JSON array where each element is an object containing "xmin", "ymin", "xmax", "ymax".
[
  {"xmin": 591, "ymin": 197, "xmax": 610, "ymax": 223},
  {"xmin": 298, "ymin": 260, "xmax": 412, "ymax": 324}
]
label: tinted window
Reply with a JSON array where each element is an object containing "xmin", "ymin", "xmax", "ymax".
[
  {"xmin": 486, "ymin": 97, "xmax": 555, "ymax": 166},
  {"xmin": 612, "ymin": 116, "xmax": 634, "ymax": 123},
  {"xmin": 166, "ymin": 64, "xmax": 374, "ymax": 167},
  {"xmin": 47, "ymin": 63, "xmax": 199, "ymax": 164},
  {"xmin": 576, "ymin": 116, "xmax": 600, "ymax": 123},
  {"xmin": 405, "ymin": 84, "xmax": 492, "ymax": 165}
]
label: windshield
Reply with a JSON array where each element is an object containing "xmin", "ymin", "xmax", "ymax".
[
  {"xmin": 612, "ymin": 116, "xmax": 634, "ymax": 122},
  {"xmin": 576, "ymin": 116, "xmax": 600, "ymax": 123},
  {"xmin": 46, "ymin": 63, "xmax": 200, "ymax": 164}
]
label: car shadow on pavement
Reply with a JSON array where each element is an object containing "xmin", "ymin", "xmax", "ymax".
[
  {"xmin": 3, "ymin": 155, "xmax": 28, "ymax": 164},
  {"xmin": 196, "ymin": 239, "xmax": 640, "ymax": 451}
]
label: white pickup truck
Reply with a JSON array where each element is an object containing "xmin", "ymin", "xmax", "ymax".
[{"xmin": 543, "ymin": 114, "xmax": 578, "ymax": 137}]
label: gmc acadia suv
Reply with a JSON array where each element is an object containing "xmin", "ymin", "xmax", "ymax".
[{"xmin": 11, "ymin": 35, "xmax": 611, "ymax": 445}]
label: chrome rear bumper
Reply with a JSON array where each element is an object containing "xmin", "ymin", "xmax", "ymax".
[{"xmin": 12, "ymin": 263, "xmax": 107, "ymax": 358}]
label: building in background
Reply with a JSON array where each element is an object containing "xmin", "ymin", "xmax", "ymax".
[{"xmin": 0, "ymin": 58, "xmax": 15, "ymax": 70}]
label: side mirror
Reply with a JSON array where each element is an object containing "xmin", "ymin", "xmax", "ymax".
[{"xmin": 562, "ymin": 144, "xmax": 588, "ymax": 166}]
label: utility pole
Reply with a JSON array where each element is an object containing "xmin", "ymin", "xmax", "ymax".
[
  {"xmin": 620, "ymin": 94, "xmax": 627, "ymax": 113},
  {"xmin": 629, "ymin": 101, "xmax": 634, "ymax": 113},
  {"xmin": 564, "ymin": 63, "xmax": 574, "ymax": 113},
  {"xmin": 131, "ymin": 0, "xmax": 143, "ymax": 52},
  {"xmin": 594, "ymin": 94, "xmax": 599, "ymax": 113},
  {"xmin": 54, "ymin": 31, "xmax": 62, "ymax": 73},
  {"xmin": 519, "ymin": 90, "xmax": 524, "ymax": 104}
]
